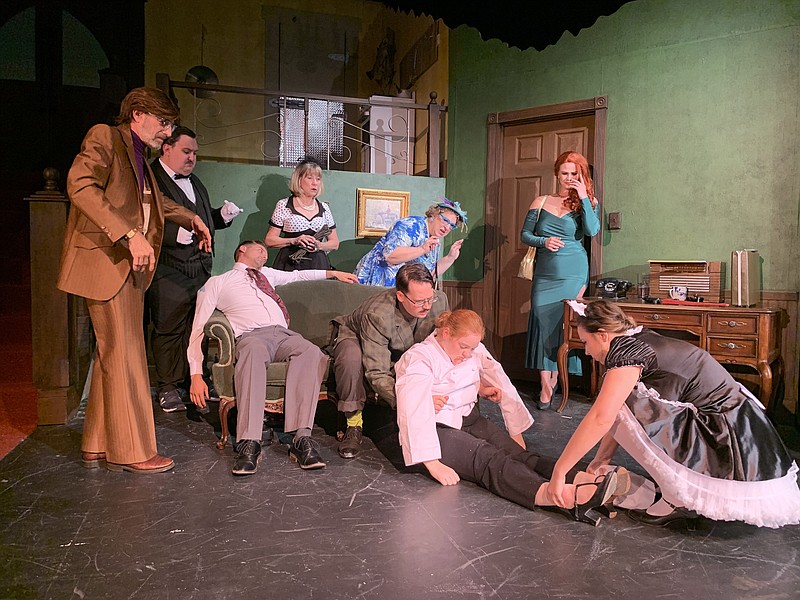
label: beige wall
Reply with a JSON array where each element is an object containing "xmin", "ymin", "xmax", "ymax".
[{"xmin": 144, "ymin": 1, "xmax": 447, "ymax": 166}]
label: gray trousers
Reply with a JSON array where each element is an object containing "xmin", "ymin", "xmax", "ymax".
[
  {"xmin": 331, "ymin": 336, "xmax": 367, "ymax": 413},
  {"xmin": 235, "ymin": 326, "xmax": 327, "ymax": 440}
]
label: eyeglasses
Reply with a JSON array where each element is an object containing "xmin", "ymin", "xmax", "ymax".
[
  {"xmin": 439, "ymin": 212, "xmax": 458, "ymax": 231},
  {"xmin": 402, "ymin": 293, "xmax": 439, "ymax": 307},
  {"xmin": 148, "ymin": 113, "xmax": 175, "ymax": 131}
]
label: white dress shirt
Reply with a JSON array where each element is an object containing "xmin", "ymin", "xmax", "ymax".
[
  {"xmin": 395, "ymin": 334, "xmax": 534, "ymax": 466},
  {"xmin": 159, "ymin": 159, "xmax": 198, "ymax": 245},
  {"xmin": 187, "ymin": 263, "xmax": 327, "ymax": 375}
]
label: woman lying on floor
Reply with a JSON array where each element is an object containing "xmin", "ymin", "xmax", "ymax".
[
  {"xmin": 394, "ymin": 309, "xmax": 629, "ymax": 525},
  {"xmin": 547, "ymin": 299, "xmax": 800, "ymax": 529}
]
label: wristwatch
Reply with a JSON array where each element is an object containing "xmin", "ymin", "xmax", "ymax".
[{"xmin": 124, "ymin": 228, "xmax": 138, "ymax": 240}]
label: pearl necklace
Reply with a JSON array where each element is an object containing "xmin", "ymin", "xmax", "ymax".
[{"xmin": 296, "ymin": 197, "xmax": 316, "ymax": 211}]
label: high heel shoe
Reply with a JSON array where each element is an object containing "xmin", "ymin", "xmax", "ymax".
[
  {"xmin": 595, "ymin": 467, "xmax": 631, "ymax": 519},
  {"xmin": 543, "ymin": 468, "xmax": 628, "ymax": 526}
]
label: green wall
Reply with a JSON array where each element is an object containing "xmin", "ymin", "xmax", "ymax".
[
  {"xmin": 446, "ymin": 0, "xmax": 800, "ymax": 290},
  {"xmin": 192, "ymin": 162, "xmax": 446, "ymax": 275}
]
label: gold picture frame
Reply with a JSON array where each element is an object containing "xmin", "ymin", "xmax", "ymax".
[{"xmin": 356, "ymin": 188, "xmax": 410, "ymax": 237}]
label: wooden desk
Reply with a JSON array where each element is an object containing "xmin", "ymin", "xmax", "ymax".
[{"xmin": 556, "ymin": 300, "xmax": 786, "ymax": 413}]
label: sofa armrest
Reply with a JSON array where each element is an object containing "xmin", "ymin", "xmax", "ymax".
[{"xmin": 203, "ymin": 309, "xmax": 236, "ymax": 398}]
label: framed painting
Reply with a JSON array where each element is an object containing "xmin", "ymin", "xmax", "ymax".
[{"xmin": 356, "ymin": 188, "xmax": 410, "ymax": 237}]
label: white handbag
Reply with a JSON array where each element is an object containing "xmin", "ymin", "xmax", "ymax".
[{"xmin": 517, "ymin": 196, "xmax": 547, "ymax": 280}]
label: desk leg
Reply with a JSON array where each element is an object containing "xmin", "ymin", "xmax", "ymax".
[
  {"xmin": 556, "ymin": 341, "xmax": 569, "ymax": 413},
  {"xmin": 757, "ymin": 360, "xmax": 773, "ymax": 413},
  {"xmin": 760, "ymin": 357, "xmax": 785, "ymax": 416},
  {"xmin": 591, "ymin": 361, "xmax": 600, "ymax": 399}
]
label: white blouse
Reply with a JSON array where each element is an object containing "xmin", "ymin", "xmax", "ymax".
[{"xmin": 395, "ymin": 334, "xmax": 534, "ymax": 466}]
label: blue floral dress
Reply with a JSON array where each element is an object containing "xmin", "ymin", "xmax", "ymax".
[{"xmin": 355, "ymin": 216, "xmax": 434, "ymax": 287}]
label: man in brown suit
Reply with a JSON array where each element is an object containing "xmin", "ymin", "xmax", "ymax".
[{"xmin": 57, "ymin": 87, "xmax": 211, "ymax": 474}]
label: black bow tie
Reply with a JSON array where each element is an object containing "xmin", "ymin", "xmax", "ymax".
[{"xmin": 174, "ymin": 173, "xmax": 191, "ymax": 180}]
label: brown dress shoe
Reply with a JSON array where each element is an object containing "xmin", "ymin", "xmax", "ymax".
[
  {"xmin": 106, "ymin": 454, "xmax": 175, "ymax": 474},
  {"xmin": 81, "ymin": 451, "xmax": 107, "ymax": 469}
]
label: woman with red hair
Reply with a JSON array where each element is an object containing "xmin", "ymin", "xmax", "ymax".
[
  {"xmin": 520, "ymin": 151, "xmax": 600, "ymax": 409},
  {"xmin": 395, "ymin": 309, "xmax": 629, "ymax": 525}
]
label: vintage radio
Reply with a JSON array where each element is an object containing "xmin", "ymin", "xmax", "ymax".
[{"xmin": 648, "ymin": 260, "xmax": 725, "ymax": 302}]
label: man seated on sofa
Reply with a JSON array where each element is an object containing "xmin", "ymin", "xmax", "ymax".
[
  {"xmin": 330, "ymin": 263, "xmax": 449, "ymax": 459},
  {"xmin": 187, "ymin": 240, "xmax": 357, "ymax": 476}
]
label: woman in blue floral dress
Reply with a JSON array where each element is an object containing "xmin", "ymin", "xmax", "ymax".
[{"xmin": 355, "ymin": 198, "xmax": 467, "ymax": 287}]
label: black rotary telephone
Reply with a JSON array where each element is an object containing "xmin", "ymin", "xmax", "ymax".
[{"xmin": 596, "ymin": 278, "xmax": 633, "ymax": 299}]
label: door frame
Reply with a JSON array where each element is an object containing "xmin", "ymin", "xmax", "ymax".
[{"xmin": 483, "ymin": 96, "xmax": 608, "ymax": 354}]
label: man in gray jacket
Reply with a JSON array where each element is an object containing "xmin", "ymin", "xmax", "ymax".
[{"xmin": 330, "ymin": 263, "xmax": 449, "ymax": 459}]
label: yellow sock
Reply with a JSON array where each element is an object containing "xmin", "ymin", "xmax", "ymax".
[{"xmin": 346, "ymin": 410, "xmax": 363, "ymax": 428}]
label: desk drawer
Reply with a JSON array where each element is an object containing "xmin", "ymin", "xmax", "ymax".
[
  {"xmin": 707, "ymin": 336, "xmax": 757, "ymax": 359},
  {"xmin": 630, "ymin": 311, "xmax": 702, "ymax": 329},
  {"xmin": 707, "ymin": 316, "xmax": 757, "ymax": 335}
]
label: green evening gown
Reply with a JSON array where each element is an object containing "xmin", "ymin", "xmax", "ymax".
[{"xmin": 520, "ymin": 197, "xmax": 600, "ymax": 372}]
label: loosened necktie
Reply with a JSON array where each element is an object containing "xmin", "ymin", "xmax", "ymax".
[{"xmin": 246, "ymin": 268, "xmax": 290, "ymax": 326}]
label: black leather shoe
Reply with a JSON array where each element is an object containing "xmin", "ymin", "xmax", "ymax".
[
  {"xmin": 627, "ymin": 506, "xmax": 699, "ymax": 529},
  {"xmin": 338, "ymin": 426, "xmax": 363, "ymax": 459},
  {"xmin": 159, "ymin": 389, "xmax": 187, "ymax": 413},
  {"xmin": 232, "ymin": 439, "xmax": 261, "ymax": 476},
  {"xmin": 534, "ymin": 397, "xmax": 552, "ymax": 410},
  {"xmin": 289, "ymin": 436, "xmax": 326, "ymax": 470}
]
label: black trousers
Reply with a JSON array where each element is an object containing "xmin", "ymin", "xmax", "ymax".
[
  {"xmin": 147, "ymin": 263, "xmax": 209, "ymax": 394},
  {"xmin": 436, "ymin": 404, "xmax": 561, "ymax": 510}
]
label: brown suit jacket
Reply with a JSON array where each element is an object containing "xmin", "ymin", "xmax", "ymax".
[{"xmin": 57, "ymin": 124, "xmax": 196, "ymax": 301}]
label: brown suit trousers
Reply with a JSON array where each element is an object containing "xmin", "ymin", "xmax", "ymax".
[{"xmin": 84, "ymin": 272, "xmax": 156, "ymax": 462}]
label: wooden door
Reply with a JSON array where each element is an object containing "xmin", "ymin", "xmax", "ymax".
[{"xmin": 496, "ymin": 115, "xmax": 595, "ymax": 380}]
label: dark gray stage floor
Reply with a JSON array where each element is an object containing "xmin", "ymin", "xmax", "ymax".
[{"xmin": 1, "ymin": 386, "xmax": 799, "ymax": 600}]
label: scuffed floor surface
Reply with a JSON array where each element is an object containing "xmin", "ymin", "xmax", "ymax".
[{"xmin": 1, "ymin": 391, "xmax": 799, "ymax": 600}]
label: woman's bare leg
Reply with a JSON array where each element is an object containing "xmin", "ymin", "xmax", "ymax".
[
  {"xmin": 539, "ymin": 369, "xmax": 557, "ymax": 405},
  {"xmin": 534, "ymin": 470, "xmax": 630, "ymax": 509},
  {"xmin": 534, "ymin": 481, "xmax": 598, "ymax": 508}
]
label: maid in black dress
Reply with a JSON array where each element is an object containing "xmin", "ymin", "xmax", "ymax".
[
  {"xmin": 542, "ymin": 299, "xmax": 800, "ymax": 528},
  {"xmin": 265, "ymin": 158, "xmax": 338, "ymax": 271}
]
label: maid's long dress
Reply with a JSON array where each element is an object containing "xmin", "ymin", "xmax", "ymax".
[
  {"xmin": 521, "ymin": 197, "xmax": 600, "ymax": 372},
  {"xmin": 606, "ymin": 329, "xmax": 800, "ymax": 528}
]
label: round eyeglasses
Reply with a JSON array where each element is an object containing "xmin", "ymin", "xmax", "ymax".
[
  {"xmin": 402, "ymin": 293, "xmax": 439, "ymax": 307},
  {"xmin": 148, "ymin": 113, "xmax": 175, "ymax": 131}
]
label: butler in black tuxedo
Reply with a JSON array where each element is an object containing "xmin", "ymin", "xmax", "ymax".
[{"xmin": 148, "ymin": 126, "xmax": 242, "ymax": 411}]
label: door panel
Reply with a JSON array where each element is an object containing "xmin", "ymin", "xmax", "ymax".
[{"xmin": 496, "ymin": 115, "xmax": 594, "ymax": 380}]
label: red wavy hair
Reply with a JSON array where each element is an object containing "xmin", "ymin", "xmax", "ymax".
[
  {"xmin": 554, "ymin": 151, "xmax": 595, "ymax": 212},
  {"xmin": 435, "ymin": 309, "xmax": 485, "ymax": 340}
]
